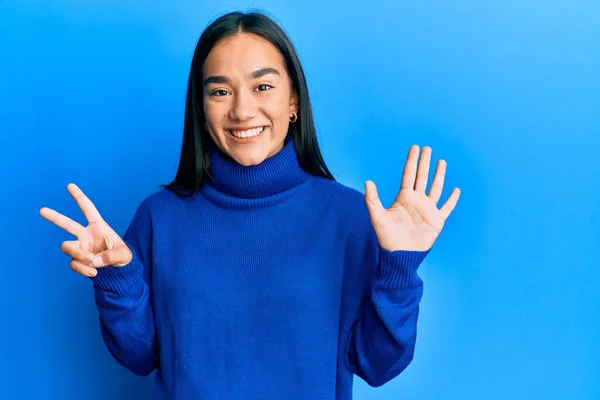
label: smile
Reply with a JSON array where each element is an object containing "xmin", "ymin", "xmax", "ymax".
[{"xmin": 227, "ymin": 126, "xmax": 267, "ymax": 139}]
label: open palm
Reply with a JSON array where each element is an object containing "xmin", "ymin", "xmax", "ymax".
[{"xmin": 365, "ymin": 145, "xmax": 461, "ymax": 252}]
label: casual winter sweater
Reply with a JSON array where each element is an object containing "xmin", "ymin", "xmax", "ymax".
[{"xmin": 91, "ymin": 136, "xmax": 430, "ymax": 400}]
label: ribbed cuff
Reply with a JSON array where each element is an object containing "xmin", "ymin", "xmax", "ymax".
[
  {"xmin": 375, "ymin": 247, "xmax": 430, "ymax": 288},
  {"xmin": 89, "ymin": 243, "xmax": 144, "ymax": 294}
]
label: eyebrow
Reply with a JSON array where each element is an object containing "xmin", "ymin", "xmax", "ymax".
[{"xmin": 203, "ymin": 67, "xmax": 281, "ymax": 87}]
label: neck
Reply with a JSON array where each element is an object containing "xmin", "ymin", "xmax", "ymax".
[{"xmin": 201, "ymin": 136, "xmax": 312, "ymax": 207}]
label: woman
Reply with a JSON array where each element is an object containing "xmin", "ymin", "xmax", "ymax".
[{"xmin": 40, "ymin": 10, "xmax": 460, "ymax": 399}]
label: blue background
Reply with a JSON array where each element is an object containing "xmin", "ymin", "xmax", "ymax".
[{"xmin": 1, "ymin": 0, "xmax": 598, "ymax": 398}]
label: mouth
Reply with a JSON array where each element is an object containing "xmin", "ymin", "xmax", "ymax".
[{"xmin": 226, "ymin": 126, "xmax": 268, "ymax": 140}]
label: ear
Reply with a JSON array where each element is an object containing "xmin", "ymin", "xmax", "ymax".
[{"xmin": 289, "ymin": 89, "xmax": 299, "ymax": 112}]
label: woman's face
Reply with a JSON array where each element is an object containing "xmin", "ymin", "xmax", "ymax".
[{"xmin": 202, "ymin": 33, "xmax": 298, "ymax": 166}]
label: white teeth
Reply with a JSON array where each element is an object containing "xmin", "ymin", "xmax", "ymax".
[{"xmin": 230, "ymin": 126, "xmax": 265, "ymax": 138}]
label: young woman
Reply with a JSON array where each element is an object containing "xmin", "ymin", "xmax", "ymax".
[{"xmin": 40, "ymin": 10, "xmax": 460, "ymax": 399}]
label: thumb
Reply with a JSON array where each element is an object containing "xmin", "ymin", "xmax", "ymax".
[
  {"xmin": 364, "ymin": 180, "xmax": 386, "ymax": 222},
  {"xmin": 91, "ymin": 245, "xmax": 132, "ymax": 268}
]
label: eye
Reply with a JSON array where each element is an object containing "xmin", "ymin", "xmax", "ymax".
[
  {"xmin": 255, "ymin": 84, "xmax": 273, "ymax": 92},
  {"xmin": 209, "ymin": 89, "xmax": 230, "ymax": 97}
]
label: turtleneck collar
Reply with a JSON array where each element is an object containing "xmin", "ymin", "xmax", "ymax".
[{"xmin": 200, "ymin": 136, "xmax": 312, "ymax": 207}]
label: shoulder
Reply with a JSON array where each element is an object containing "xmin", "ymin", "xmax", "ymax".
[
  {"xmin": 141, "ymin": 187, "xmax": 181, "ymax": 205},
  {"xmin": 311, "ymin": 178, "xmax": 379, "ymax": 284},
  {"xmin": 308, "ymin": 177, "xmax": 377, "ymax": 257},
  {"xmin": 310, "ymin": 176, "xmax": 364, "ymax": 202},
  {"xmin": 133, "ymin": 187, "xmax": 189, "ymax": 219},
  {"xmin": 310, "ymin": 177, "xmax": 371, "ymax": 225}
]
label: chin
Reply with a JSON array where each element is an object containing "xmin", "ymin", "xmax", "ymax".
[
  {"xmin": 230, "ymin": 151, "xmax": 269, "ymax": 167},
  {"xmin": 227, "ymin": 140, "xmax": 285, "ymax": 166},
  {"xmin": 236, "ymin": 157, "xmax": 265, "ymax": 167}
]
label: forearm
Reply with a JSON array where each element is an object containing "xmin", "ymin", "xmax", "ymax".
[
  {"xmin": 91, "ymin": 245, "xmax": 158, "ymax": 376},
  {"xmin": 345, "ymin": 248, "xmax": 428, "ymax": 387}
]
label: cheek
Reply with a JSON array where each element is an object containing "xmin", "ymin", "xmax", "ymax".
[
  {"xmin": 264, "ymin": 93, "xmax": 292, "ymax": 122},
  {"xmin": 203, "ymin": 100, "xmax": 228, "ymax": 126},
  {"xmin": 203, "ymin": 98, "xmax": 216, "ymax": 116}
]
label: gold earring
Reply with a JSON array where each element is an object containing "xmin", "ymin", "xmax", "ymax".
[{"xmin": 289, "ymin": 111, "xmax": 298, "ymax": 123}]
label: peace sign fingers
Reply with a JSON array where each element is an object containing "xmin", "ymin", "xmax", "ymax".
[
  {"xmin": 66, "ymin": 183, "xmax": 103, "ymax": 224},
  {"xmin": 39, "ymin": 183, "xmax": 103, "ymax": 238}
]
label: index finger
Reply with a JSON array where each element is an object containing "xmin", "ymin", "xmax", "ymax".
[
  {"xmin": 39, "ymin": 207, "xmax": 85, "ymax": 237},
  {"xmin": 67, "ymin": 183, "xmax": 103, "ymax": 224}
]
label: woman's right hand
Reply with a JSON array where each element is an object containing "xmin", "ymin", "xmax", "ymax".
[{"xmin": 39, "ymin": 183, "xmax": 133, "ymax": 277}]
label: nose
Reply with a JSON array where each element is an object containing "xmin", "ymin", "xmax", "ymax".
[{"xmin": 228, "ymin": 90, "xmax": 257, "ymax": 121}]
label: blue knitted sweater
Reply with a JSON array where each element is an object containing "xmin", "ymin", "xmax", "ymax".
[{"xmin": 91, "ymin": 137, "xmax": 429, "ymax": 399}]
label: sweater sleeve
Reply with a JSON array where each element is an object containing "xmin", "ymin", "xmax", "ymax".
[
  {"xmin": 89, "ymin": 200, "xmax": 158, "ymax": 376},
  {"xmin": 344, "ymin": 224, "xmax": 430, "ymax": 387}
]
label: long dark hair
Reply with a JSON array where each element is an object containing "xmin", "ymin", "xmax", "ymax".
[{"xmin": 160, "ymin": 10, "xmax": 335, "ymax": 197}]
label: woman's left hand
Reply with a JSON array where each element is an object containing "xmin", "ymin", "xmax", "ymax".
[{"xmin": 365, "ymin": 145, "xmax": 461, "ymax": 252}]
